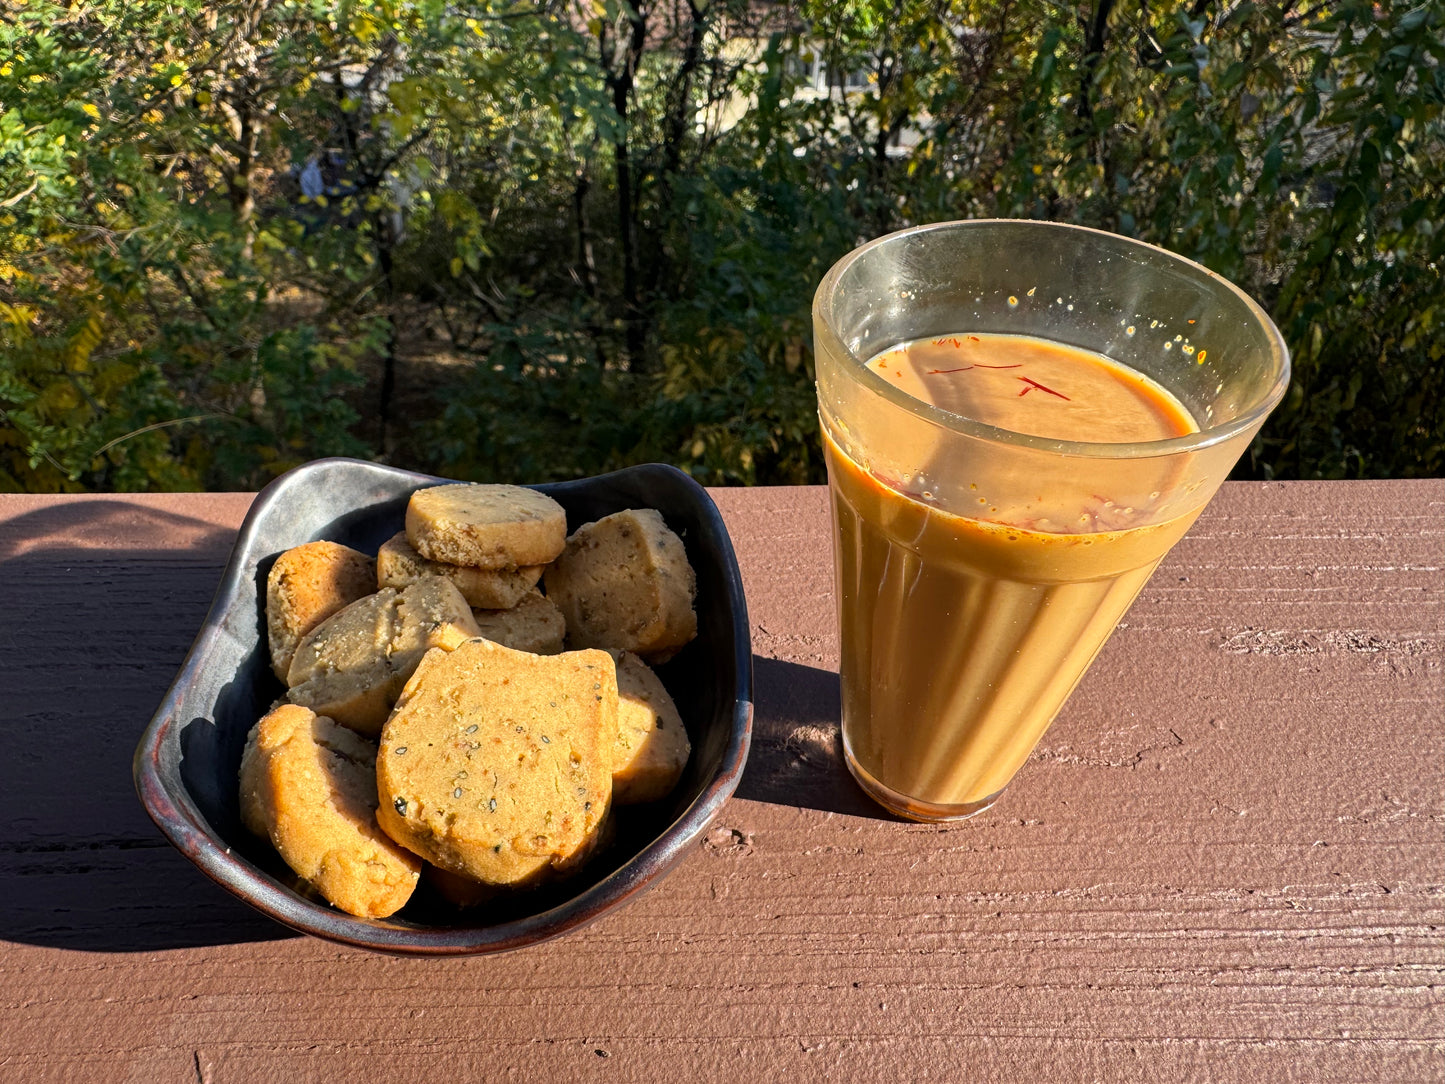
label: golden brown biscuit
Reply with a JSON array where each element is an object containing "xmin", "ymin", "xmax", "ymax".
[
  {"xmin": 423, "ymin": 807, "xmax": 619, "ymax": 908},
  {"xmin": 375, "ymin": 639, "xmax": 617, "ymax": 887},
  {"xmin": 543, "ymin": 508, "xmax": 697, "ymax": 661},
  {"xmin": 405, "ymin": 484, "xmax": 566, "ymax": 570},
  {"xmin": 238, "ymin": 715, "xmax": 274, "ymax": 839},
  {"xmin": 471, "ymin": 589, "xmax": 566, "ymax": 655},
  {"xmin": 238, "ymin": 704, "xmax": 420, "ymax": 918},
  {"xmin": 376, "ymin": 531, "xmax": 545, "ymax": 609},
  {"xmin": 265, "ymin": 541, "xmax": 376, "ymax": 681},
  {"xmin": 608, "ymin": 650, "xmax": 692, "ymax": 804},
  {"xmin": 286, "ymin": 577, "xmax": 480, "ymax": 736}
]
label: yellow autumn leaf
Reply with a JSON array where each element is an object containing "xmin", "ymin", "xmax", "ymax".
[
  {"xmin": 450, "ymin": 256, "xmax": 463, "ymax": 277},
  {"xmin": 40, "ymin": 380, "xmax": 80, "ymax": 413},
  {"xmin": 81, "ymin": 103, "xmax": 101, "ymax": 119},
  {"xmin": 353, "ymin": 11, "xmax": 380, "ymax": 43},
  {"xmin": 0, "ymin": 302, "xmax": 38, "ymax": 327}
]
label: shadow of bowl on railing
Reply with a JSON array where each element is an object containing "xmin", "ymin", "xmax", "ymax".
[{"xmin": 0, "ymin": 498, "xmax": 297, "ymax": 952}]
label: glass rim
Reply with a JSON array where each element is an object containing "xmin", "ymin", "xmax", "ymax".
[{"xmin": 814, "ymin": 219, "xmax": 1292, "ymax": 460}]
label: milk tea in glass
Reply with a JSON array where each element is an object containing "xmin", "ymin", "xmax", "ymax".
[{"xmin": 814, "ymin": 221, "xmax": 1290, "ymax": 822}]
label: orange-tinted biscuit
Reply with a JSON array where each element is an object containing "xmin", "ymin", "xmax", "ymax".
[
  {"xmin": 543, "ymin": 508, "xmax": 697, "ymax": 661},
  {"xmin": 376, "ymin": 639, "xmax": 617, "ymax": 886},
  {"xmin": 471, "ymin": 589, "xmax": 566, "ymax": 655},
  {"xmin": 377, "ymin": 531, "xmax": 545, "ymax": 609},
  {"xmin": 238, "ymin": 704, "xmax": 420, "ymax": 918},
  {"xmin": 266, "ymin": 541, "xmax": 376, "ymax": 681},
  {"xmin": 405, "ymin": 484, "xmax": 566, "ymax": 570},
  {"xmin": 608, "ymin": 650, "xmax": 692, "ymax": 804},
  {"xmin": 286, "ymin": 577, "xmax": 480, "ymax": 736}
]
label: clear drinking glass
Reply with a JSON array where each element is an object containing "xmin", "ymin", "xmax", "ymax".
[{"xmin": 814, "ymin": 220, "xmax": 1290, "ymax": 822}]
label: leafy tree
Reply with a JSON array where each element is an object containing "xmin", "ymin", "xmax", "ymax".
[
  {"xmin": 2, "ymin": 0, "xmax": 1440, "ymax": 490},
  {"xmin": 0, "ymin": 0, "xmax": 444, "ymax": 489}
]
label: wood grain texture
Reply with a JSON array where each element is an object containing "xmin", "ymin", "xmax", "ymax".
[{"xmin": 0, "ymin": 483, "xmax": 1440, "ymax": 1082}]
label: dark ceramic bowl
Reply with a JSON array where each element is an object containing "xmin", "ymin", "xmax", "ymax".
[{"xmin": 133, "ymin": 458, "xmax": 752, "ymax": 955}]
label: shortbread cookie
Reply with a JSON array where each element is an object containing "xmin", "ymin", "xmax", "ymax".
[
  {"xmin": 286, "ymin": 577, "xmax": 480, "ymax": 736},
  {"xmin": 608, "ymin": 650, "xmax": 692, "ymax": 804},
  {"xmin": 543, "ymin": 508, "xmax": 697, "ymax": 661},
  {"xmin": 424, "ymin": 805, "xmax": 620, "ymax": 908},
  {"xmin": 375, "ymin": 639, "xmax": 618, "ymax": 887},
  {"xmin": 265, "ymin": 541, "xmax": 377, "ymax": 681},
  {"xmin": 376, "ymin": 531, "xmax": 544, "ymax": 609},
  {"xmin": 405, "ymin": 484, "xmax": 566, "ymax": 570},
  {"xmin": 238, "ymin": 704, "xmax": 420, "ymax": 918},
  {"xmin": 471, "ymin": 589, "xmax": 566, "ymax": 655}
]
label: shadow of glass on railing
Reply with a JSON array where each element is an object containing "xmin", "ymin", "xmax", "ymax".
[{"xmin": 737, "ymin": 655, "xmax": 897, "ymax": 821}]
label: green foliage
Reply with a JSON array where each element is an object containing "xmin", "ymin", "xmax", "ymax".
[
  {"xmin": 964, "ymin": 0, "xmax": 1445, "ymax": 478},
  {"xmin": 2, "ymin": 0, "xmax": 1441, "ymax": 489},
  {"xmin": 0, "ymin": 0, "xmax": 414, "ymax": 489}
]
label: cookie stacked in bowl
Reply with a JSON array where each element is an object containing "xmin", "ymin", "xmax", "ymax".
[{"xmin": 240, "ymin": 483, "xmax": 697, "ymax": 918}]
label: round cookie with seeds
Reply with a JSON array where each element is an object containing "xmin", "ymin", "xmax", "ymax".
[
  {"xmin": 471, "ymin": 589, "xmax": 566, "ymax": 655},
  {"xmin": 424, "ymin": 809, "xmax": 619, "ymax": 908},
  {"xmin": 375, "ymin": 638, "xmax": 618, "ymax": 887},
  {"xmin": 265, "ymin": 541, "xmax": 377, "ymax": 681},
  {"xmin": 405, "ymin": 483, "xmax": 566, "ymax": 570},
  {"xmin": 238, "ymin": 703, "xmax": 421, "ymax": 918},
  {"xmin": 286, "ymin": 577, "xmax": 480, "ymax": 736},
  {"xmin": 608, "ymin": 650, "xmax": 692, "ymax": 804},
  {"xmin": 543, "ymin": 508, "xmax": 697, "ymax": 662},
  {"xmin": 377, "ymin": 530, "xmax": 545, "ymax": 610}
]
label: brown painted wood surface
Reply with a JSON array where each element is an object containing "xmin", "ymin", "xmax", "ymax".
[{"xmin": 0, "ymin": 482, "xmax": 1440, "ymax": 1082}]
